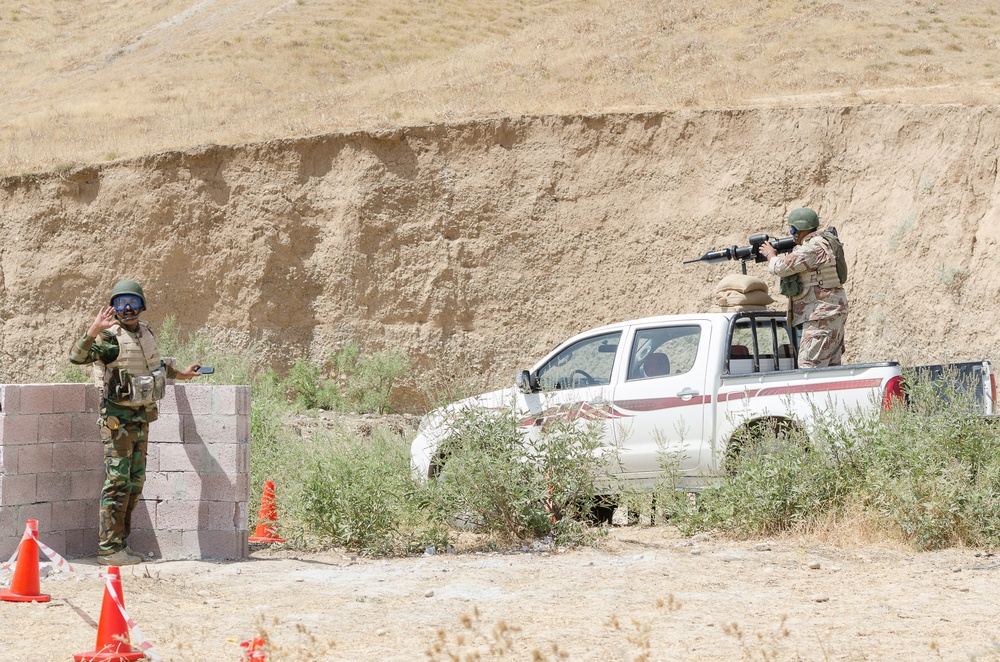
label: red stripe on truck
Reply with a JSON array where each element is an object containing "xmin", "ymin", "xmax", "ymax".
[
  {"xmin": 720, "ymin": 378, "xmax": 883, "ymax": 402},
  {"xmin": 614, "ymin": 395, "xmax": 712, "ymax": 412},
  {"xmin": 755, "ymin": 378, "xmax": 883, "ymax": 398}
]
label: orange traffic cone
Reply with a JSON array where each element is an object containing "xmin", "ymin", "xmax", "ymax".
[
  {"xmin": 74, "ymin": 566, "xmax": 145, "ymax": 661},
  {"xmin": 248, "ymin": 480, "xmax": 285, "ymax": 543},
  {"xmin": 0, "ymin": 519, "xmax": 51, "ymax": 603},
  {"xmin": 240, "ymin": 636, "xmax": 268, "ymax": 661}
]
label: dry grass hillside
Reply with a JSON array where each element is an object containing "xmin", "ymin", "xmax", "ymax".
[
  {"xmin": 1, "ymin": 1, "xmax": 1000, "ymax": 399},
  {"xmin": 1, "ymin": 0, "xmax": 998, "ymax": 175}
]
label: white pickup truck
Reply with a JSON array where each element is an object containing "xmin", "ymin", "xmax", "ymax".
[{"xmin": 411, "ymin": 310, "xmax": 995, "ymax": 491}]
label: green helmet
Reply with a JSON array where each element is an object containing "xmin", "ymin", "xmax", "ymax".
[
  {"xmin": 109, "ymin": 279, "xmax": 146, "ymax": 309},
  {"xmin": 787, "ymin": 208, "xmax": 819, "ymax": 231}
]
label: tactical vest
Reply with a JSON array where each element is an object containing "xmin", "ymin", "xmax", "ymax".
[
  {"xmin": 791, "ymin": 234, "xmax": 843, "ymax": 296},
  {"xmin": 93, "ymin": 322, "xmax": 165, "ymax": 406}
]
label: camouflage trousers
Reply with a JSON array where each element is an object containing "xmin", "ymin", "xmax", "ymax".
[
  {"xmin": 98, "ymin": 416, "xmax": 148, "ymax": 555},
  {"xmin": 797, "ymin": 313, "xmax": 848, "ymax": 369}
]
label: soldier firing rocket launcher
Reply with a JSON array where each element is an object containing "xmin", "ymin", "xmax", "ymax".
[{"xmin": 684, "ymin": 233, "xmax": 799, "ymax": 274}]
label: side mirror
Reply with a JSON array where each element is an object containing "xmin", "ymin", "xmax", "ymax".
[{"xmin": 515, "ymin": 370, "xmax": 536, "ymax": 394}]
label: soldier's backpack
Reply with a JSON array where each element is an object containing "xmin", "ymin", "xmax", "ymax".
[{"xmin": 823, "ymin": 228, "xmax": 848, "ymax": 285}]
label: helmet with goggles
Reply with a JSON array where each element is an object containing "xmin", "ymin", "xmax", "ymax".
[
  {"xmin": 109, "ymin": 279, "xmax": 146, "ymax": 318},
  {"xmin": 787, "ymin": 207, "xmax": 820, "ymax": 232}
]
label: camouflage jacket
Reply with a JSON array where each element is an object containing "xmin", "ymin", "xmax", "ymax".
[
  {"xmin": 768, "ymin": 232, "xmax": 849, "ymax": 327},
  {"xmin": 69, "ymin": 327, "xmax": 178, "ymax": 423}
]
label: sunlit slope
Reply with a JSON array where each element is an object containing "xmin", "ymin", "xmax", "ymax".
[{"xmin": 1, "ymin": 0, "xmax": 998, "ymax": 174}]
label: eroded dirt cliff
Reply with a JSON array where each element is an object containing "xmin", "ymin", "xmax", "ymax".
[{"xmin": 2, "ymin": 105, "xmax": 998, "ymax": 397}]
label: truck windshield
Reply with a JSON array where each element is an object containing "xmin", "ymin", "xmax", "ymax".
[
  {"xmin": 627, "ymin": 325, "xmax": 701, "ymax": 381},
  {"xmin": 536, "ymin": 331, "xmax": 621, "ymax": 390}
]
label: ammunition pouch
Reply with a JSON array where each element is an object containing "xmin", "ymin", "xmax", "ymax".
[
  {"xmin": 106, "ymin": 365, "xmax": 167, "ymax": 405},
  {"xmin": 779, "ymin": 275, "xmax": 803, "ymax": 298}
]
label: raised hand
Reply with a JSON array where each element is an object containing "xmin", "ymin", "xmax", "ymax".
[{"xmin": 87, "ymin": 306, "xmax": 117, "ymax": 338}]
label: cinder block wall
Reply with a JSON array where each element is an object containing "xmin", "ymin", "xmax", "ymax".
[{"xmin": 0, "ymin": 383, "xmax": 250, "ymax": 560}]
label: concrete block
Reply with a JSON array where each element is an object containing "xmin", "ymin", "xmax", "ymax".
[
  {"xmin": 38, "ymin": 414, "xmax": 73, "ymax": 442},
  {"xmin": 0, "ymin": 385, "xmax": 20, "ymax": 414},
  {"xmin": 143, "ymin": 444, "xmax": 159, "ymax": 472},
  {"xmin": 236, "ymin": 413, "xmax": 250, "ymax": 444},
  {"xmin": 156, "ymin": 500, "xmax": 203, "ymax": 531},
  {"xmin": 39, "ymin": 530, "xmax": 66, "ymax": 557},
  {"xmin": 156, "ymin": 443, "xmax": 202, "ymax": 473},
  {"xmin": 0, "ymin": 535, "xmax": 21, "ymax": 560},
  {"xmin": 182, "ymin": 529, "xmax": 247, "ymax": 560},
  {"xmin": 236, "ymin": 473, "xmax": 250, "ymax": 503},
  {"xmin": 54, "ymin": 441, "xmax": 102, "ymax": 472},
  {"xmin": 64, "ymin": 528, "xmax": 97, "ymax": 558},
  {"xmin": 213, "ymin": 386, "xmax": 237, "ymax": 415},
  {"xmin": 172, "ymin": 386, "xmax": 213, "ymax": 416},
  {"xmin": 84, "ymin": 385, "xmax": 102, "ymax": 412},
  {"xmin": 157, "ymin": 386, "xmax": 178, "ymax": 414},
  {"xmin": 37, "ymin": 473, "xmax": 73, "ymax": 501},
  {"xmin": 71, "ymin": 413, "xmax": 102, "ymax": 443},
  {"xmin": 236, "ymin": 386, "xmax": 251, "ymax": 416},
  {"xmin": 203, "ymin": 441, "xmax": 243, "ymax": 474},
  {"xmin": 70, "ymin": 470, "xmax": 104, "ymax": 501},
  {"xmin": 52, "ymin": 499, "xmax": 96, "ymax": 532},
  {"xmin": 0, "ymin": 504, "xmax": 19, "ymax": 537},
  {"xmin": 0, "ymin": 473, "xmax": 37, "ymax": 505},
  {"xmin": 19, "ymin": 385, "xmax": 54, "ymax": 414},
  {"xmin": 52, "ymin": 384, "xmax": 87, "ymax": 414},
  {"xmin": 185, "ymin": 415, "xmax": 237, "ymax": 445},
  {"xmin": 140, "ymin": 472, "xmax": 168, "ymax": 500},
  {"xmin": 200, "ymin": 473, "xmax": 241, "ymax": 502},
  {"xmin": 147, "ymin": 414, "xmax": 184, "ymax": 443},
  {"xmin": 142, "ymin": 471, "xmax": 189, "ymax": 501},
  {"xmin": 131, "ymin": 500, "xmax": 155, "ymax": 529},
  {"xmin": 208, "ymin": 501, "xmax": 238, "ymax": 531},
  {"xmin": 129, "ymin": 529, "xmax": 181, "ymax": 560},
  {"xmin": 18, "ymin": 443, "xmax": 54, "ymax": 473},
  {"xmin": 0, "ymin": 445, "xmax": 16, "ymax": 473},
  {"xmin": 16, "ymin": 502, "xmax": 53, "ymax": 531},
  {"xmin": 1, "ymin": 414, "xmax": 39, "ymax": 445},
  {"xmin": 235, "ymin": 500, "xmax": 249, "ymax": 532}
]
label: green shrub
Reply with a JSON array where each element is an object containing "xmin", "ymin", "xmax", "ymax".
[
  {"xmin": 432, "ymin": 407, "xmax": 610, "ymax": 543},
  {"xmin": 280, "ymin": 343, "xmax": 410, "ymax": 414},
  {"xmin": 300, "ymin": 433, "xmax": 447, "ymax": 555},
  {"xmin": 663, "ymin": 379, "xmax": 1000, "ymax": 549},
  {"xmin": 53, "ymin": 364, "xmax": 91, "ymax": 383}
]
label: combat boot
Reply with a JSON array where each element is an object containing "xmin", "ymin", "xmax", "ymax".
[
  {"xmin": 97, "ymin": 549, "xmax": 142, "ymax": 566},
  {"xmin": 123, "ymin": 545, "xmax": 146, "ymax": 561}
]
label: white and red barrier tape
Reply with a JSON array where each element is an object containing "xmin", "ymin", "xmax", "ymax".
[
  {"xmin": 104, "ymin": 574, "xmax": 162, "ymax": 661},
  {"xmin": 1, "ymin": 522, "xmax": 163, "ymax": 660}
]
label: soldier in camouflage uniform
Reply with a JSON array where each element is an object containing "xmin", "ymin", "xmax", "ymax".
[
  {"xmin": 69, "ymin": 280, "xmax": 203, "ymax": 565},
  {"xmin": 759, "ymin": 208, "xmax": 849, "ymax": 368}
]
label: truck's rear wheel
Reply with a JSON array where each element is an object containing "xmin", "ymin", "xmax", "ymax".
[{"xmin": 724, "ymin": 418, "xmax": 801, "ymax": 474}]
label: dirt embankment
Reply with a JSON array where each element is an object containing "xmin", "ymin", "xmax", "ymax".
[{"xmin": 2, "ymin": 105, "xmax": 999, "ymax": 394}]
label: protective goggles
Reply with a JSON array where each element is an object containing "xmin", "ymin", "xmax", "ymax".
[
  {"xmin": 112, "ymin": 294, "xmax": 144, "ymax": 312},
  {"xmin": 789, "ymin": 226, "xmax": 799, "ymax": 236}
]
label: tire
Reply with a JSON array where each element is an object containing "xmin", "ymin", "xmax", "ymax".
[{"xmin": 724, "ymin": 418, "xmax": 801, "ymax": 474}]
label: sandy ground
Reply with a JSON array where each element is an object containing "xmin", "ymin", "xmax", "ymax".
[{"xmin": 2, "ymin": 526, "xmax": 999, "ymax": 661}]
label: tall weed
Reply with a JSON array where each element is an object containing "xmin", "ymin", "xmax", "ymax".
[
  {"xmin": 664, "ymin": 379, "xmax": 1000, "ymax": 549},
  {"xmin": 432, "ymin": 407, "xmax": 611, "ymax": 543},
  {"xmin": 300, "ymin": 431, "xmax": 447, "ymax": 556},
  {"xmin": 285, "ymin": 342, "xmax": 410, "ymax": 414}
]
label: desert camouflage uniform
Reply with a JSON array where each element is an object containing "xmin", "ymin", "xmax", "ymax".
[
  {"xmin": 768, "ymin": 231, "xmax": 849, "ymax": 368},
  {"xmin": 69, "ymin": 327, "xmax": 177, "ymax": 555}
]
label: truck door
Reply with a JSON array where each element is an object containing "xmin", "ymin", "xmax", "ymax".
[
  {"xmin": 610, "ymin": 322, "xmax": 710, "ymax": 480},
  {"xmin": 530, "ymin": 330, "xmax": 623, "ymax": 452}
]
